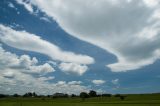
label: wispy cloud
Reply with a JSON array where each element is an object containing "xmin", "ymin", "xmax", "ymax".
[
  {"xmin": 16, "ymin": 0, "xmax": 33, "ymax": 13},
  {"xmin": 25, "ymin": 0, "xmax": 160, "ymax": 72},
  {"xmin": 0, "ymin": 24, "xmax": 94, "ymax": 65}
]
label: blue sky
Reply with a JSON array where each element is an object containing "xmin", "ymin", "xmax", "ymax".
[{"xmin": 0, "ymin": 0, "xmax": 160, "ymax": 95}]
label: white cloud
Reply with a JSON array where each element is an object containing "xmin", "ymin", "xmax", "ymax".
[
  {"xmin": 56, "ymin": 81, "xmax": 66, "ymax": 85},
  {"xmin": 19, "ymin": 55, "xmax": 38, "ymax": 68},
  {"xmin": 0, "ymin": 45, "xmax": 89, "ymax": 95},
  {"xmin": 0, "ymin": 45, "xmax": 54, "ymax": 74},
  {"xmin": 68, "ymin": 81, "xmax": 82, "ymax": 85},
  {"xmin": 27, "ymin": 0, "xmax": 160, "ymax": 72},
  {"xmin": 16, "ymin": 0, "xmax": 33, "ymax": 13},
  {"xmin": 29, "ymin": 63, "xmax": 54, "ymax": 74},
  {"xmin": 143, "ymin": 0, "xmax": 160, "ymax": 7},
  {"xmin": 59, "ymin": 62, "xmax": 88, "ymax": 76},
  {"xmin": 111, "ymin": 79, "xmax": 119, "ymax": 85},
  {"xmin": 40, "ymin": 17, "xmax": 51, "ymax": 22},
  {"xmin": 0, "ymin": 24, "xmax": 94, "ymax": 65},
  {"xmin": 111, "ymin": 79, "xmax": 120, "ymax": 89},
  {"xmin": 8, "ymin": 2, "xmax": 15, "ymax": 9},
  {"xmin": 48, "ymin": 61, "xmax": 57, "ymax": 66},
  {"xmin": 0, "ymin": 70, "xmax": 88, "ymax": 95},
  {"xmin": 37, "ymin": 76, "xmax": 55, "ymax": 81},
  {"xmin": 92, "ymin": 80, "xmax": 105, "ymax": 85}
]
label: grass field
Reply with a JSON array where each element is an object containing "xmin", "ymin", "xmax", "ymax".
[{"xmin": 0, "ymin": 94, "xmax": 160, "ymax": 106}]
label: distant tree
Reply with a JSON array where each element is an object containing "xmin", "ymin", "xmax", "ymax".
[
  {"xmin": 13, "ymin": 93, "xmax": 20, "ymax": 97},
  {"xmin": 52, "ymin": 93, "xmax": 69, "ymax": 98},
  {"xmin": 23, "ymin": 92, "xmax": 35, "ymax": 97},
  {"xmin": 28, "ymin": 92, "xmax": 32, "ymax": 97},
  {"xmin": 114, "ymin": 94, "xmax": 121, "ymax": 97},
  {"xmin": 47, "ymin": 95, "xmax": 51, "ymax": 98},
  {"xmin": 89, "ymin": 90, "xmax": 97, "ymax": 97},
  {"xmin": 101, "ymin": 94, "xmax": 112, "ymax": 97},
  {"xmin": 80, "ymin": 92, "xmax": 89, "ymax": 101},
  {"xmin": 71, "ymin": 94, "xmax": 77, "ymax": 97},
  {"xmin": 120, "ymin": 96, "xmax": 126, "ymax": 101},
  {"xmin": 96, "ymin": 94, "xmax": 101, "ymax": 97},
  {"xmin": 23, "ymin": 93, "xmax": 29, "ymax": 97},
  {"xmin": 0, "ymin": 94, "xmax": 7, "ymax": 98},
  {"xmin": 32, "ymin": 92, "xmax": 37, "ymax": 97},
  {"xmin": 64, "ymin": 94, "xmax": 69, "ymax": 98}
]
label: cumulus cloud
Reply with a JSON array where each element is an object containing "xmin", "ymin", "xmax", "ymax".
[
  {"xmin": 59, "ymin": 62, "xmax": 88, "ymax": 76},
  {"xmin": 0, "ymin": 70, "xmax": 88, "ymax": 95},
  {"xmin": 56, "ymin": 81, "xmax": 66, "ymax": 85},
  {"xmin": 0, "ymin": 24, "xmax": 94, "ymax": 65},
  {"xmin": 25, "ymin": 0, "xmax": 160, "ymax": 72},
  {"xmin": 68, "ymin": 81, "xmax": 82, "ymax": 85},
  {"xmin": 0, "ymin": 45, "xmax": 54, "ymax": 74},
  {"xmin": 37, "ymin": 76, "xmax": 55, "ymax": 81},
  {"xmin": 92, "ymin": 80, "xmax": 106, "ymax": 85},
  {"xmin": 0, "ymin": 45, "xmax": 89, "ymax": 95}
]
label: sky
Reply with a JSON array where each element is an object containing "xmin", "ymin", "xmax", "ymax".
[{"xmin": 0, "ymin": 0, "xmax": 160, "ymax": 95}]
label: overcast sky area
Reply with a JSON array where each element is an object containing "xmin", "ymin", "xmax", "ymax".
[{"xmin": 0, "ymin": 0, "xmax": 160, "ymax": 95}]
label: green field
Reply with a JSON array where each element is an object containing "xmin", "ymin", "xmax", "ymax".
[{"xmin": 0, "ymin": 94, "xmax": 160, "ymax": 106}]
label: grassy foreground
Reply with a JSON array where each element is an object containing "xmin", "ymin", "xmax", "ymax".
[{"xmin": 0, "ymin": 93, "xmax": 160, "ymax": 106}]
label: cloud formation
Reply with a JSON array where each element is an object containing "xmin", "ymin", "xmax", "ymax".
[
  {"xmin": 16, "ymin": 0, "xmax": 33, "ymax": 13},
  {"xmin": 0, "ymin": 45, "xmax": 54, "ymax": 74},
  {"xmin": 0, "ymin": 24, "xmax": 94, "ymax": 65},
  {"xmin": 0, "ymin": 45, "xmax": 89, "ymax": 94},
  {"xmin": 92, "ymin": 80, "xmax": 106, "ymax": 85},
  {"xmin": 59, "ymin": 62, "xmax": 88, "ymax": 76},
  {"xmin": 0, "ymin": 72, "xmax": 88, "ymax": 95},
  {"xmin": 111, "ymin": 79, "xmax": 119, "ymax": 85},
  {"xmin": 25, "ymin": 0, "xmax": 160, "ymax": 72}
]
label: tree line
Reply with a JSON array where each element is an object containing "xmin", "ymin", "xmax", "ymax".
[{"xmin": 0, "ymin": 90, "xmax": 126, "ymax": 100}]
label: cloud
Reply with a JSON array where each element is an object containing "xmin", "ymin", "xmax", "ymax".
[
  {"xmin": 37, "ymin": 76, "xmax": 55, "ymax": 81},
  {"xmin": 111, "ymin": 79, "xmax": 120, "ymax": 89},
  {"xmin": 56, "ymin": 81, "xmax": 66, "ymax": 85},
  {"xmin": 0, "ymin": 71, "xmax": 89, "ymax": 95},
  {"xmin": 47, "ymin": 61, "xmax": 57, "ymax": 66},
  {"xmin": 59, "ymin": 62, "xmax": 88, "ymax": 76},
  {"xmin": 111, "ymin": 79, "xmax": 119, "ymax": 85},
  {"xmin": 92, "ymin": 80, "xmax": 105, "ymax": 85},
  {"xmin": 68, "ymin": 81, "xmax": 82, "ymax": 85},
  {"xmin": 29, "ymin": 63, "xmax": 54, "ymax": 74},
  {"xmin": 0, "ymin": 45, "xmax": 89, "ymax": 95},
  {"xmin": 0, "ymin": 45, "xmax": 54, "ymax": 74},
  {"xmin": 0, "ymin": 24, "xmax": 94, "ymax": 65},
  {"xmin": 40, "ymin": 17, "xmax": 51, "ymax": 22},
  {"xmin": 16, "ymin": 0, "xmax": 33, "ymax": 13},
  {"xmin": 8, "ymin": 2, "xmax": 15, "ymax": 9},
  {"xmin": 143, "ymin": 0, "xmax": 160, "ymax": 7},
  {"xmin": 27, "ymin": 0, "xmax": 160, "ymax": 72}
]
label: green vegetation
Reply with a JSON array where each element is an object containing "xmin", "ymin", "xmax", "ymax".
[{"xmin": 0, "ymin": 93, "xmax": 160, "ymax": 106}]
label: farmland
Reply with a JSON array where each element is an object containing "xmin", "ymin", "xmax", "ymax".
[{"xmin": 0, "ymin": 93, "xmax": 160, "ymax": 106}]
